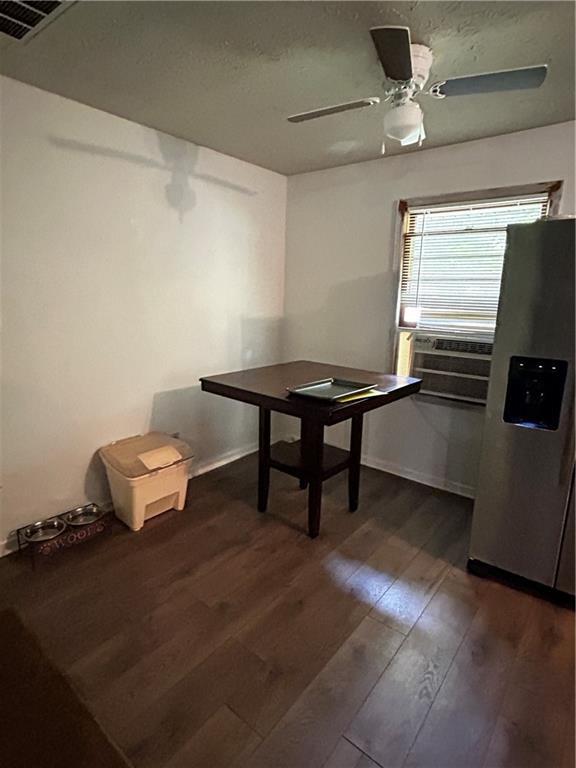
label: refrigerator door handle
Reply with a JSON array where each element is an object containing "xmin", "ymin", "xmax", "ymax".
[{"xmin": 559, "ymin": 382, "xmax": 575, "ymax": 487}]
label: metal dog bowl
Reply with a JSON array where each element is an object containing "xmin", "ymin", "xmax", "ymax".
[
  {"xmin": 63, "ymin": 504, "xmax": 104, "ymax": 527},
  {"xmin": 22, "ymin": 518, "xmax": 67, "ymax": 543}
]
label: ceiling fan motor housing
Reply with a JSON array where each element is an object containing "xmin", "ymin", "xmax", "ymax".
[{"xmin": 410, "ymin": 44, "xmax": 434, "ymax": 88}]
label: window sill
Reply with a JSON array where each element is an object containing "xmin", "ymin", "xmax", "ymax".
[{"xmin": 396, "ymin": 326, "xmax": 495, "ymax": 342}]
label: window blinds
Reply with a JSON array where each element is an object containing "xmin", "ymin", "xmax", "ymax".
[{"xmin": 399, "ymin": 193, "xmax": 550, "ymax": 336}]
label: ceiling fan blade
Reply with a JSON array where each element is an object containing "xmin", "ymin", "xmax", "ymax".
[
  {"xmin": 370, "ymin": 26, "xmax": 413, "ymax": 82},
  {"xmin": 431, "ymin": 65, "xmax": 547, "ymax": 97},
  {"xmin": 287, "ymin": 97, "xmax": 380, "ymax": 123}
]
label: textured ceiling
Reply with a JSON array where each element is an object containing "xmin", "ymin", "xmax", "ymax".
[{"xmin": 0, "ymin": 1, "xmax": 574, "ymax": 174}]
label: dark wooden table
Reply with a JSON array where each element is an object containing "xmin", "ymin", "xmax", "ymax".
[{"xmin": 200, "ymin": 361, "xmax": 421, "ymax": 538}]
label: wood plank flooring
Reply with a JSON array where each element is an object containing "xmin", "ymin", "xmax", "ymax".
[{"xmin": 0, "ymin": 450, "xmax": 573, "ymax": 768}]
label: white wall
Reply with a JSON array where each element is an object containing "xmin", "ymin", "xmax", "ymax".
[
  {"xmin": 285, "ymin": 122, "xmax": 576, "ymax": 497},
  {"xmin": 0, "ymin": 77, "xmax": 287, "ymax": 550}
]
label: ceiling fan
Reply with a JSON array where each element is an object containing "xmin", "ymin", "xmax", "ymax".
[{"xmin": 287, "ymin": 27, "xmax": 547, "ymax": 153}]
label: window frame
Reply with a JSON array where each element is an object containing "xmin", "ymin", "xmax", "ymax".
[{"xmin": 393, "ymin": 181, "xmax": 561, "ymax": 344}]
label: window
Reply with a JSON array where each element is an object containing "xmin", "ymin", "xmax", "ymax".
[{"xmin": 398, "ymin": 192, "xmax": 550, "ymax": 338}]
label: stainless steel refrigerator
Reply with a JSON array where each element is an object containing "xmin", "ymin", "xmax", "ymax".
[{"xmin": 469, "ymin": 218, "xmax": 575, "ymax": 597}]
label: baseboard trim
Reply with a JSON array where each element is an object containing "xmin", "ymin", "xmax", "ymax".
[
  {"xmin": 189, "ymin": 442, "xmax": 258, "ymax": 480},
  {"xmin": 288, "ymin": 435, "xmax": 477, "ymax": 499},
  {"xmin": 359, "ymin": 453, "xmax": 476, "ymax": 499}
]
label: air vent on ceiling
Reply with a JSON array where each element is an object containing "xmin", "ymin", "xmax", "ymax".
[{"xmin": 0, "ymin": 1, "xmax": 61, "ymax": 41}]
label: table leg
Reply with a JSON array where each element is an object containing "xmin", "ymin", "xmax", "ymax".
[
  {"xmin": 299, "ymin": 419, "xmax": 309, "ymax": 489},
  {"xmin": 348, "ymin": 414, "xmax": 364, "ymax": 512},
  {"xmin": 302, "ymin": 418, "xmax": 324, "ymax": 538},
  {"xmin": 258, "ymin": 407, "xmax": 271, "ymax": 512}
]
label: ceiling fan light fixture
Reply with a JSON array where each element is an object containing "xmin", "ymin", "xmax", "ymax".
[
  {"xmin": 383, "ymin": 100, "xmax": 424, "ymax": 144},
  {"xmin": 400, "ymin": 123, "xmax": 425, "ymax": 146}
]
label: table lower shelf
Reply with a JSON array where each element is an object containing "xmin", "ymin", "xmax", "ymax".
[{"xmin": 270, "ymin": 440, "xmax": 351, "ymax": 482}]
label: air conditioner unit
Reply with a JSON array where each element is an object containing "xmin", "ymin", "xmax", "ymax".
[{"xmin": 407, "ymin": 334, "xmax": 493, "ymax": 405}]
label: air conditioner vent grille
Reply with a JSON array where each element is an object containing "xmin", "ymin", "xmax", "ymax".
[
  {"xmin": 0, "ymin": 0, "xmax": 60, "ymax": 39},
  {"xmin": 413, "ymin": 352, "xmax": 491, "ymax": 378},
  {"xmin": 419, "ymin": 373, "xmax": 490, "ymax": 404},
  {"xmin": 434, "ymin": 338, "xmax": 493, "ymax": 355},
  {"xmin": 404, "ymin": 332, "xmax": 493, "ymax": 405}
]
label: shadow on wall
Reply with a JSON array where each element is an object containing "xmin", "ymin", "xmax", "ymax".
[
  {"xmin": 78, "ymin": 386, "xmax": 258, "ymax": 521},
  {"xmin": 240, "ymin": 315, "xmax": 284, "ymax": 370},
  {"xmin": 84, "ymin": 450, "xmax": 111, "ymax": 507},
  {"xmin": 149, "ymin": 384, "xmax": 257, "ymax": 471},
  {"xmin": 151, "ymin": 313, "xmax": 285, "ymax": 466},
  {"xmin": 241, "ymin": 314, "xmax": 294, "ymax": 442},
  {"xmin": 401, "ymin": 393, "xmax": 485, "ymax": 493},
  {"xmin": 49, "ymin": 131, "xmax": 257, "ymax": 221}
]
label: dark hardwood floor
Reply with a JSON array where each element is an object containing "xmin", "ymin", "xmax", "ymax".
[{"xmin": 0, "ymin": 451, "xmax": 573, "ymax": 768}]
